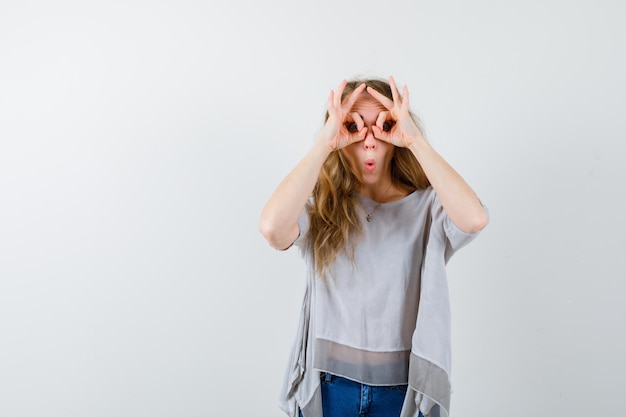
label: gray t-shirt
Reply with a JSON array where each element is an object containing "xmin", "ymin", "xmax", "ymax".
[
  {"xmin": 304, "ymin": 190, "xmax": 428, "ymax": 385},
  {"xmin": 282, "ymin": 187, "xmax": 482, "ymax": 417}
]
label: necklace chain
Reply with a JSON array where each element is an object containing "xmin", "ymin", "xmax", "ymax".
[
  {"xmin": 360, "ymin": 183, "xmax": 394, "ymax": 223},
  {"xmin": 364, "ymin": 203, "xmax": 381, "ymax": 222}
]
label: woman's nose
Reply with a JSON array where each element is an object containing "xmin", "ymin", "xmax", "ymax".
[{"xmin": 363, "ymin": 128, "xmax": 376, "ymax": 149}]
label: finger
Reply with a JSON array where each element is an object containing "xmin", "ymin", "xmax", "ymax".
[
  {"xmin": 334, "ymin": 80, "xmax": 347, "ymax": 108},
  {"xmin": 343, "ymin": 131, "xmax": 365, "ymax": 148},
  {"xmin": 354, "ymin": 113, "xmax": 367, "ymax": 141},
  {"xmin": 342, "ymin": 83, "xmax": 367, "ymax": 111},
  {"xmin": 350, "ymin": 112, "xmax": 365, "ymax": 131},
  {"xmin": 371, "ymin": 124, "xmax": 382, "ymax": 138},
  {"xmin": 375, "ymin": 111, "xmax": 391, "ymax": 130},
  {"xmin": 389, "ymin": 76, "xmax": 402, "ymax": 106},
  {"xmin": 371, "ymin": 124, "xmax": 389, "ymax": 141},
  {"xmin": 366, "ymin": 86, "xmax": 394, "ymax": 110},
  {"xmin": 358, "ymin": 126, "xmax": 368, "ymax": 141},
  {"xmin": 401, "ymin": 85, "xmax": 410, "ymax": 113},
  {"xmin": 328, "ymin": 90, "xmax": 335, "ymax": 111}
]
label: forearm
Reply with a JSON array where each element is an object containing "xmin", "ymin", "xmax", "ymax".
[
  {"xmin": 259, "ymin": 137, "xmax": 331, "ymax": 249},
  {"xmin": 408, "ymin": 136, "xmax": 488, "ymax": 234}
]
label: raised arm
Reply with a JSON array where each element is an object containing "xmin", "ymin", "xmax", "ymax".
[
  {"xmin": 258, "ymin": 81, "xmax": 367, "ymax": 249},
  {"xmin": 367, "ymin": 76, "xmax": 488, "ymax": 234}
]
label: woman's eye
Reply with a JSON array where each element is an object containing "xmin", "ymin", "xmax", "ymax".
[
  {"xmin": 382, "ymin": 121, "xmax": 394, "ymax": 132},
  {"xmin": 346, "ymin": 122, "xmax": 359, "ymax": 133}
]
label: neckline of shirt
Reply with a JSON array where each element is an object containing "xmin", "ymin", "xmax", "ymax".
[{"xmin": 357, "ymin": 189, "xmax": 422, "ymax": 208}]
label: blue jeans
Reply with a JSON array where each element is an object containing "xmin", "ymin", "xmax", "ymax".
[{"xmin": 300, "ymin": 373, "xmax": 423, "ymax": 417}]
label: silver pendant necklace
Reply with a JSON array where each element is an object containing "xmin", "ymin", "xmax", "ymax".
[
  {"xmin": 361, "ymin": 183, "xmax": 393, "ymax": 222},
  {"xmin": 365, "ymin": 203, "xmax": 382, "ymax": 222}
]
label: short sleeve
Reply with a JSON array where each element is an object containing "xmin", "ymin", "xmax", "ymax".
[{"xmin": 430, "ymin": 192, "xmax": 488, "ymax": 261}]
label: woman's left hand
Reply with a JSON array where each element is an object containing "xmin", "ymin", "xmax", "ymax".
[{"xmin": 366, "ymin": 76, "xmax": 423, "ymax": 148}]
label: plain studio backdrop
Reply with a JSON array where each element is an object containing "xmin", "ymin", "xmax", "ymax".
[{"xmin": 1, "ymin": 0, "xmax": 624, "ymax": 416}]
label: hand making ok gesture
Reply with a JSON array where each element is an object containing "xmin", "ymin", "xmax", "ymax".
[
  {"xmin": 366, "ymin": 76, "xmax": 423, "ymax": 148},
  {"xmin": 320, "ymin": 80, "xmax": 368, "ymax": 151}
]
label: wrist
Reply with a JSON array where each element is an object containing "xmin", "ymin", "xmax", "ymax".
[
  {"xmin": 312, "ymin": 134, "xmax": 335, "ymax": 157},
  {"xmin": 407, "ymin": 134, "xmax": 432, "ymax": 156}
]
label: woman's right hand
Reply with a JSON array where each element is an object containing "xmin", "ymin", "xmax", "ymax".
[{"xmin": 319, "ymin": 80, "xmax": 367, "ymax": 151}]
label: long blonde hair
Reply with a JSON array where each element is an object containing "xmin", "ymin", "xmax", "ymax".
[{"xmin": 308, "ymin": 78, "xmax": 431, "ymax": 277}]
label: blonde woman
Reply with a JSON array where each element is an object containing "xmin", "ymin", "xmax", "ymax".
[{"xmin": 259, "ymin": 76, "xmax": 488, "ymax": 417}]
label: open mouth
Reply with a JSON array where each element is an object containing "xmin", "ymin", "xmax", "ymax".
[{"xmin": 365, "ymin": 159, "xmax": 376, "ymax": 172}]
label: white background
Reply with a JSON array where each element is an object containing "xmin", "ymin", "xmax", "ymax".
[{"xmin": 1, "ymin": 0, "xmax": 624, "ymax": 416}]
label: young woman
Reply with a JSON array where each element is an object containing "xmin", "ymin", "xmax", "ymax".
[{"xmin": 259, "ymin": 76, "xmax": 488, "ymax": 417}]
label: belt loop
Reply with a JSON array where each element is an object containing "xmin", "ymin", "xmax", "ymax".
[{"xmin": 324, "ymin": 372, "xmax": 332, "ymax": 383}]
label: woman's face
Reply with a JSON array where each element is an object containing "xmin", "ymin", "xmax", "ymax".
[{"xmin": 341, "ymin": 94, "xmax": 395, "ymax": 187}]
